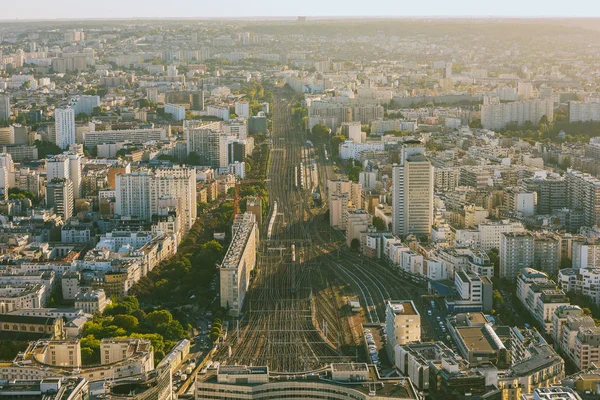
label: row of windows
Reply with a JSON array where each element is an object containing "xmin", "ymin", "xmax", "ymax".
[{"xmin": 2, "ymin": 324, "xmax": 46, "ymax": 332}]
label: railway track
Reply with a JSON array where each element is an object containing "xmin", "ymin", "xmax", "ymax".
[{"xmin": 216, "ymin": 89, "xmax": 349, "ymax": 372}]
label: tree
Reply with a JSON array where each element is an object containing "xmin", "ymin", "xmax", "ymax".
[
  {"xmin": 469, "ymin": 119, "xmax": 482, "ymax": 129},
  {"xmin": 348, "ymin": 165, "xmax": 362, "ymax": 182},
  {"xmin": 350, "ymin": 238, "xmax": 360, "ymax": 251},
  {"xmin": 112, "ymin": 314, "xmax": 139, "ymax": 332},
  {"xmin": 76, "ymin": 113, "xmax": 90, "ymax": 122},
  {"xmin": 186, "ymin": 152, "xmax": 202, "ymax": 166},
  {"xmin": 92, "ymin": 106, "xmax": 102, "ymax": 116},
  {"xmin": 146, "ymin": 310, "xmax": 173, "ymax": 326},
  {"xmin": 310, "ymin": 124, "xmax": 330, "ymax": 143},
  {"xmin": 330, "ymin": 135, "xmax": 346, "ymax": 156},
  {"xmin": 492, "ymin": 289, "xmax": 504, "ymax": 309},
  {"xmin": 372, "ymin": 217, "xmax": 387, "ymax": 231}
]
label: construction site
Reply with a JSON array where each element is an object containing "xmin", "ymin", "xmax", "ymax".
[{"xmin": 214, "ymin": 89, "xmax": 425, "ymax": 372}]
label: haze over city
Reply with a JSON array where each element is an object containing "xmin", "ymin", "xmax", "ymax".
[{"xmin": 4, "ymin": 0, "xmax": 600, "ymax": 19}]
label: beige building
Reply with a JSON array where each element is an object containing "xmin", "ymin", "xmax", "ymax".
[
  {"xmin": 385, "ymin": 300, "xmax": 421, "ymax": 358},
  {"xmin": 32, "ymin": 339, "xmax": 82, "ymax": 367},
  {"xmin": 74, "ymin": 290, "xmax": 111, "ymax": 314},
  {"xmin": 2, "ymin": 338, "xmax": 154, "ymax": 382},
  {"xmin": 346, "ymin": 209, "xmax": 370, "ymax": 248},
  {"xmin": 327, "ymin": 179, "xmax": 362, "ymax": 208},
  {"xmin": 329, "ymin": 192, "xmax": 349, "ymax": 230},
  {"xmin": 0, "ymin": 284, "xmax": 46, "ymax": 313},
  {"xmin": 573, "ymin": 327, "xmax": 600, "ymax": 370},
  {"xmin": 100, "ymin": 338, "xmax": 154, "ymax": 367}
]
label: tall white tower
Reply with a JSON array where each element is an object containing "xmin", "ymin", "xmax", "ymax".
[
  {"xmin": 392, "ymin": 141, "xmax": 434, "ymax": 237},
  {"xmin": 55, "ymin": 108, "xmax": 76, "ymax": 150}
]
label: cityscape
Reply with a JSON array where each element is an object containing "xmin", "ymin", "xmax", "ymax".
[{"xmin": 1, "ymin": 10, "xmax": 600, "ymax": 400}]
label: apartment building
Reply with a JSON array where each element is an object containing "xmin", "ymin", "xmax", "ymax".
[
  {"xmin": 0, "ymin": 284, "xmax": 46, "ymax": 313},
  {"xmin": 115, "ymin": 166, "xmax": 196, "ymax": 234},
  {"xmin": 480, "ymin": 98, "xmax": 553, "ymax": 130},
  {"xmin": 219, "ymin": 213, "xmax": 258, "ymax": 316},
  {"xmin": 569, "ymin": 101, "xmax": 600, "ymax": 123},
  {"xmin": 55, "ymin": 108, "xmax": 76, "ymax": 150},
  {"xmin": 572, "ymin": 242, "xmax": 600, "ymax": 269},
  {"xmin": 327, "ymin": 179, "xmax": 362, "ymax": 208},
  {"xmin": 454, "ymin": 270, "xmax": 493, "ymax": 312},
  {"xmin": 573, "ymin": 327, "xmax": 600, "ymax": 370},
  {"xmin": 83, "ymin": 128, "xmax": 168, "ymax": 148},
  {"xmin": 185, "ymin": 127, "xmax": 228, "ymax": 168},
  {"xmin": 534, "ymin": 233, "xmax": 562, "ymax": 275},
  {"xmin": 434, "ymin": 167, "xmax": 460, "ymax": 192},
  {"xmin": 392, "ymin": 142, "xmax": 434, "ymax": 237},
  {"xmin": 558, "ymin": 267, "xmax": 600, "ymax": 305},
  {"xmin": 46, "ymin": 178, "xmax": 74, "ymax": 221},
  {"xmin": 345, "ymin": 209, "xmax": 370, "ymax": 248},
  {"xmin": 478, "ymin": 221, "xmax": 525, "ymax": 252},
  {"xmin": 500, "ymin": 232, "xmax": 535, "ymax": 279},
  {"xmin": 385, "ymin": 300, "xmax": 421, "ymax": 357},
  {"xmin": 566, "ymin": 169, "xmax": 600, "ymax": 228},
  {"xmin": 74, "ymin": 289, "xmax": 111, "ymax": 314}
]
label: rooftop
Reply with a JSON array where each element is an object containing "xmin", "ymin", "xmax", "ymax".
[
  {"xmin": 387, "ymin": 300, "xmax": 418, "ymax": 316},
  {"xmin": 198, "ymin": 364, "xmax": 416, "ymax": 399},
  {"xmin": 456, "ymin": 324, "xmax": 505, "ymax": 353}
]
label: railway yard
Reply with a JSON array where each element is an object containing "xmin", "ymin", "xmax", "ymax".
[{"xmin": 214, "ymin": 90, "xmax": 428, "ymax": 372}]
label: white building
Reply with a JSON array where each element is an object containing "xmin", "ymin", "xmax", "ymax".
[
  {"xmin": 572, "ymin": 242, "xmax": 600, "ymax": 269},
  {"xmin": 392, "ymin": 142, "xmax": 433, "ymax": 237},
  {"xmin": 480, "ymin": 98, "xmax": 553, "ymax": 130},
  {"xmin": 477, "ymin": 220, "xmax": 525, "ymax": 252},
  {"xmin": 569, "ymin": 101, "xmax": 600, "ymax": 123},
  {"xmin": 164, "ymin": 104, "xmax": 186, "ymax": 121},
  {"xmin": 83, "ymin": 128, "xmax": 168, "ymax": 148},
  {"xmin": 234, "ymin": 101, "xmax": 250, "ymax": 118},
  {"xmin": 339, "ymin": 140, "xmax": 384, "ymax": 160},
  {"xmin": 70, "ymin": 95, "xmax": 100, "ymax": 116},
  {"xmin": 55, "ymin": 108, "xmax": 76, "ymax": 150},
  {"xmin": 46, "ymin": 154, "xmax": 70, "ymax": 181},
  {"xmin": 207, "ymin": 105, "xmax": 230, "ymax": 121},
  {"xmin": 115, "ymin": 166, "xmax": 197, "ymax": 234}
]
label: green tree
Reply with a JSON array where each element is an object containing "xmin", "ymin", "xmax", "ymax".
[
  {"xmin": 330, "ymin": 135, "xmax": 346, "ymax": 156},
  {"xmin": 372, "ymin": 217, "xmax": 387, "ymax": 231},
  {"xmin": 348, "ymin": 165, "xmax": 362, "ymax": 182},
  {"xmin": 112, "ymin": 314, "xmax": 139, "ymax": 332},
  {"xmin": 492, "ymin": 289, "xmax": 504, "ymax": 309},
  {"xmin": 145, "ymin": 310, "xmax": 173, "ymax": 326},
  {"xmin": 350, "ymin": 238, "xmax": 360, "ymax": 251},
  {"xmin": 310, "ymin": 124, "xmax": 330, "ymax": 143},
  {"xmin": 469, "ymin": 119, "xmax": 482, "ymax": 129}
]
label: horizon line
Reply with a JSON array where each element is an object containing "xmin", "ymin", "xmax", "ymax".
[{"xmin": 2, "ymin": 15, "xmax": 600, "ymax": 22}]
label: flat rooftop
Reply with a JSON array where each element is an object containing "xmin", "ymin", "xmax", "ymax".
[
  {"xmin": 198, "ymin": 364, "xmax": 416, "ymax": 399},
  {"xmin": 387, "ymin": 300, "xmax": 418, "ymax": 316},
  {"xmin": 331, "ymin": 363, "xmax": 368, "ymax": 372},
  {"xmin": 457, "ymin": 326, "xmax": 502, "ymax": 353}
]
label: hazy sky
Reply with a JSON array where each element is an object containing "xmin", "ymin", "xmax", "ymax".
[{"xmin": 4, "ymin": 0, "xmax": 600, "ymax": 20}]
